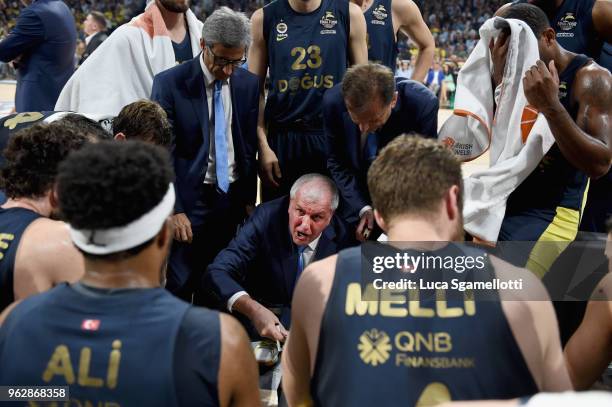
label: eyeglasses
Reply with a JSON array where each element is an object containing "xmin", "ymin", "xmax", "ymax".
[{"xmin": 207, "ymin": 46, "xmax": 247, "ymax": 68}]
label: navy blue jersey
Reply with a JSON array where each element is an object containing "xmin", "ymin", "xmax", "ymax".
[
  {"xmin": 172, "ymin": 32, "xmax": 193, "ymax": 65},
  {"xmin": 505, "ymin": 54, "xmax": 590, "ymax": 219},
  {"xmin": 0, "ymin": 207, "xmax": 40, "ymax": 311},
  {"xmin": 311, "ymin": 246, "xmax": 538, "ymax": 406},
  {"xmin": 0, "ymin": 284, "xmax": 221, "ymax": 406},
  {"xmin": 365, "ymin": 0, "xmax": 397, "ymax": 70},
  {"xmin": 513, "ymin": 0, "xmax": 608, "ymax": 69},
  {"xmin": 263, "ymin": 0, "xmax": 350, "ymax": 129}
]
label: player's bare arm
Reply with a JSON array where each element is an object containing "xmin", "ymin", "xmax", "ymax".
[
  {"xmin": 348, "ymin": 2, "xmax": 369, "ymax": 65},
  {"xmin": 564, "ymin": 273, "xmax": 612, "ymax": 390},
  {"xmin": 248, "ymin": 8, "xmax": 282, "ymax": 188},
  {"xmin": 282, "ymin": 255, "xmax": 337, "ymax": 407},
  {"xmin": 393, "ymin": 0, "xmax": 435, "ymax": 82},
  {"xmin": 592, "ymin": 0, "xmax": 612, "ymax": 43},
  {"xmin": 524, "ymin": 60, "xmax": 612, "ymax": 178},
  {"xmin": 13, "ymin": 218, "xmax": 84, "ymax": 300},
  {"xmin": 217, "ymin": 313, "xmax": 262, "ymax": 407}
]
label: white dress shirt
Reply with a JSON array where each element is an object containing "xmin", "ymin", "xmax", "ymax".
[
  {"xmin": 84, "ymin": 33, "xmax": 96, "ymax": 46},
  {"xmin": 199, "ymin": 57, "xmax": 237, "ymax": 184},
  {"xmin": 227, "ymin": 234, "xmax": 322, "ymax": 312}
]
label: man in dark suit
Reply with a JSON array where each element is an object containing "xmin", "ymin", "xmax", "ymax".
[
  {"xmin": 324, "ymin": 62, "xmax": 438, "ymax": 241},
  {"xmin": 151, "ymin": 7, "xmax": 259, "ymax": 303},
  {"xmin": 0, "ymin": 0, "xmax": 76, "ymax": 112},
  {"xmin": 79, "ymin": 11, "xmax": 108, "ymax": 65},
  {"xmin": 205, "ymin": 174, "xmax": 356, "ymax": 341}
]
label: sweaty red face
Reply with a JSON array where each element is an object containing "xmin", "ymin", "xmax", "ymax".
[{"xmin": 288, "ymin": 192, "xmax": 334, "ymax": 247}]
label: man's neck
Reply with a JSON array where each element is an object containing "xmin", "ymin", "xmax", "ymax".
[
  {"xmin": 288, "ymin": 0, "xmax": 322, "ymax": 14},
  {"xmin": 80, "ymin": 258, "xmax": 161, "ymax": 290},
  {"xmin": 385, "ymin": 217, "xmax": 452, "ymax": 242},
  {"xmin": 157, "ymin": 2, "xmax": 186, "ymax": 35},
  {"xmin": 1, "ymin": 197, "xmax": 50, "ymax": 217},
  {"xmin": 554, "ymin": 47, "xmax": 576, "ymax": 76}
]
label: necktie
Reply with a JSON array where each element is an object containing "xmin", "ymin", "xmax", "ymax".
[
  {"xmin": 297, "ymin": 245, "xmax": 307, "ymax": 279},
  {"xmin": 213, "ymin": 80, "xmax": 230, "ymax": 193},
  {"xmin": 363, "ymin": 132, "xmax": 378, "ymax": 164}
]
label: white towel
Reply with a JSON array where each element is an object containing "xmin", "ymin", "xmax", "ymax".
[
  {"xmin": 439, "ymin": 17, "xmax": 556, "ymax": 242},
  {"xmin": 55, "ymin": 2, "xmax": 203, "ymax": 116}
]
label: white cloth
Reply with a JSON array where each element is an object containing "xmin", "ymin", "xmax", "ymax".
[
  {"xmin": 70, "ymin": 184, "xmax": 175, "ymax": 255},
  {"xmin": 438, "ymin": 17, "xmax": 555, "ymax": 242},
  {"xmin": 55, "ymin": 2, "xmax": 203, "ymax": 116},
  {"xmin": 227, "ymin": 235, "xmax": 322, "ymax": 312},
  {"xmin": 524, "ymin": 392, "xmax": 612, "ymax": 407},
  {"xmin": 199, "ymin": 57, "xmax": 237, "ymax": 184}
]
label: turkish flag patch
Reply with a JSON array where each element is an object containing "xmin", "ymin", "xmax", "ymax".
[{"xmin": 81, "ymin": 319, "xmax": 101, "ymax": 331}]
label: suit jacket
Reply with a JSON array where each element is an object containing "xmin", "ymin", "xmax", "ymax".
[
  {"xmin": 0, "ymin": 0, "xmax": 76, "ymax": 112},
  {"xmin": 204, "ymin": 196, "xmax": 356, "ymax": 317},
  {"xmin": 79, "ymin": 31, "xmax": 108, "ymax": 65},
  {"xmin": 325, "ymin": 79, "xmax": 439, "ymax": 220},
  {"xmin": 151, "ymin": 56, "xmax": 260, "ymax": 218}
]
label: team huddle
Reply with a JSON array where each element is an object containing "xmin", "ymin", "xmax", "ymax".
[{"xmin": 0, "ymin": 0, "xmax": 611, "ymax": 406}]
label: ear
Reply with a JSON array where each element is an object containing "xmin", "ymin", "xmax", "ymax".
[
  {"xmin": 390, "ymin": 91, "xmax": 399, "ymax": 109},
  {"xmin": 49, "ymin": 184, "xmax": 60, "ymax": 209},
  {"xmin": 373, "ymin": 209, "xmax": 387, "ymax": 232},
  {"xmin": 200, "ymin": 38, "xmax": 206, "ymax": 51},
  {"xmin": 542, "ymin": 27, "xmax": 556, "ymax": 46},
  {"xmin": 445, "ymin": 185, "xmax": 461, "ymax": 222},
  {"xmin": 113, "ymin": 132, "xmax": 126, "ymax": 141}
]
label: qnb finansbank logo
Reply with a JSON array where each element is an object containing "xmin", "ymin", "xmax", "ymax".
[{"xmin": 358, "ymin": 329, "xmax": 392, "ymax": 366}]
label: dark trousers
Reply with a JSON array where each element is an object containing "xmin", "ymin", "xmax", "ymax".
[
  {"xmin": 166, "ymin": 183, "xmax": 246, "ymax": 306},
  {"xmin": 261, "ymin": 127, "xmax": 329, "ymax": 202}
]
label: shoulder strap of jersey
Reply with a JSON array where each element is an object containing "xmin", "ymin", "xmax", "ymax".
[{"xmin": 262, "ymin": 1, "xmax": 279, "ymax": 46}]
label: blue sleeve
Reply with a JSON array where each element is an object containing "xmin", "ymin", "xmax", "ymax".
[
  {"xmin": 173, "ymin": 308, "xmax": 221, "ymax": 406},
  {"xmin": 419, "ymin": 92, "xmax": 439, "ymax": 139},
  {"xmin": 324, "ymin": 89, "xmax": 368, "ymax": 217},
  {"xmin": 203, "ymin": 205, "xmax": 264, "ymax": 304},
  {"xmin": 151, "ymin": 74, "xmax": 184, "ymax": 214},
  {"xmin": 0, "ymin": 8, "xmax": 45, "ymax": 62}
]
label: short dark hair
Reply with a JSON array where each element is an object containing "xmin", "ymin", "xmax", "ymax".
[
  {"xmin": 89, "ymin": 11, "xmax": 107, "ymax": 29},
  {"xmin": 501, "ymin": 3, "xmax": 551, "ymax": 38},
  {"xmin": 368, "ymin": 135, "xmax": 463, "ymax": 221},
  {"xmin": 342, "ymin": 63, "xmax": 396, "ymax": 112},
  {"xmin": 606, "ymin": 217, "xmax": 612, "ymax": 234},
  {"xmin": 0, "ymin": 123, "xmax": 91, "ymax": 199},
  {"xmin": 113, "ymin": 100, "xmax": 172, "ymax": 146},
  {"xmin": 57, "ymin": 141, "xmax": 173, "ymax": 259},
  {"xmin": 57, "ymin": 114, "xmax": 112, "ymax": 141}
]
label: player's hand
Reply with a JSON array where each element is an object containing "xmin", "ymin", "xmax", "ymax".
[
  {"xmin": 258, "ymin": 145, "xmax": 282, "ymax": 188},
  {"xmin": 489, "ymin": 30, "xmax": 510, "ymax": 88},
  {"xmin": 172, "ymin": 213, "xmax": 193, "ymax": 243},
  {"xmin": 523, "ymin": 60, "xmax": 561, "ymax": 114},
  {"xmin": 251, "ymin": 306, "xmax": 288, "ymax": 341},
  {"xmin": 356, "ymin": 209, "xmax": 374, "ymax": 242}
]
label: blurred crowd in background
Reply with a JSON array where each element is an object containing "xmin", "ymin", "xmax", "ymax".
[{"xmin": 0, "ymin": 0, "xmax": 504, "ymax": 108}]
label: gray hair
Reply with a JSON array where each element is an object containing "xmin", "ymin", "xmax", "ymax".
[
  {"xmin": 201, "ymin": 7, "xmax": 251, "ymax": 49},
  {"xmin": 290, "ymin": 174, "xmax": 339, "ymax": 211}
]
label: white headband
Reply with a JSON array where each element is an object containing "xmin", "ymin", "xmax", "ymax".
[{"xmin": 69, "ymin": 184, "xmax": 176, "ymax": 255}]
